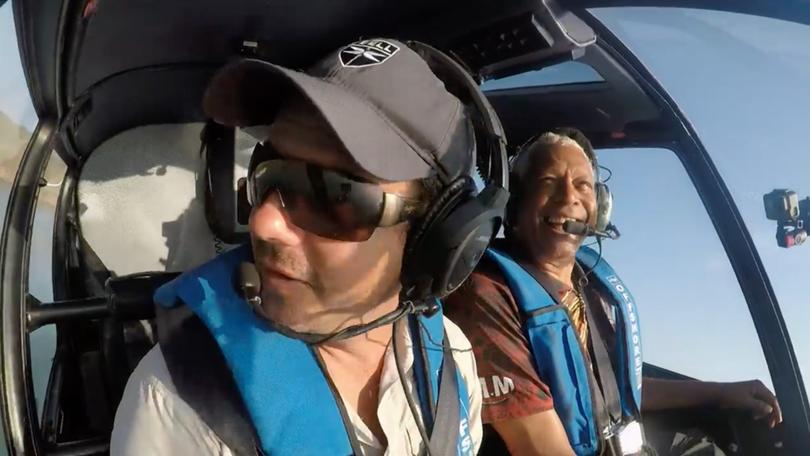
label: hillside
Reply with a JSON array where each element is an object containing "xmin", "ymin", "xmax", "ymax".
[
  {"xmin": 0, "ymin": 111, "xmax": 61, "ymax": 207},
  {"xmin": 0, "ymin": 110, "xmax": 31, "ymax": 182}
]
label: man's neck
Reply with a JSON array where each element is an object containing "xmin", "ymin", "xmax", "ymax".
[
  {"xmin": 530, "ymin": 259, "xmax": 575, "ymax": 288},
  {"xmin": 316, "ymin": 294, "xmax": 400, "ymax": 446},
  {"xmin": 318, "ymin": 293, "xmax": 399, "ymax": 354},
  {"xmin": 508, "ymin": 240, "xmax": 576, "ymax": 288},
  {"xmin": 318, "ymin": 317, "xmax": 394, "ymax": 356}
]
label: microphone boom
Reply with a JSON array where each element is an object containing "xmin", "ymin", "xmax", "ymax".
[{"xmin": 562, "ymin": 220, "xmax": 620, "ymax": 240}]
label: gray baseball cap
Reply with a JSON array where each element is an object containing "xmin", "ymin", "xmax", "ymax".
[{"xmin": 202, "ymin": 38, "xmax": 473, "ymax": 182}]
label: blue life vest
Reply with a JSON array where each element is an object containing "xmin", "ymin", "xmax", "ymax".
[
  {"xmin": 154, "ymin": 245, "xmax": 473, "ymax": 455},
  {"xmin": 484, "ymin": 247, "xmax": 643, "ymax": 456}
]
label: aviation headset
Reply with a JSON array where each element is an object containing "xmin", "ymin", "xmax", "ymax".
[
  {"xmin": 505, "ymin": 127, "xmax": 612, "ymax": 233},
  {"xmin": 238, "ymin": 41, "xmax": 509, "ymax": 313},
  {"xmin": 399, "ymin": 41, "xmax": 509, "ymax": 304}
]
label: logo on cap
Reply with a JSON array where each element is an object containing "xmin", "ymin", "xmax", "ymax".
[{"xmin": 339, "ymin": 39, "xmax": 400, "ymax": 68}]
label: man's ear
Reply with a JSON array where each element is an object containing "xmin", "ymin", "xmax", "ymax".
[
  {"xmin": 505, "ymin": 173, "xmax": 522, "ymax": 231},
  {"xmin": 586, "ymin": 195, "xmax": 600, "ymax": 227}
]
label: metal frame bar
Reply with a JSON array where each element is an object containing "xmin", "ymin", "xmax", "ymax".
[
  {"xmin": 50, "ymin": 147, "xmax": 76, "ymax": 304},
  {"xmin": 26, "ymin": 290, "xmax": 163, "ymax": 332},
  {"xmin": 40, "ymin": 160, "xmax": 78, "ymax": 447},
  {"xmin": 580, "ymin": 10, "xmax": 810, "ymax": 453},
  {"xmin": 47, "ymin": 438, "xmax": 108, "ymax": 456},
  {"xmin": 0, "ymin": 120, "xmax": 55, "ymax": 455},
  {"xmin": 27, "ymin": 298, "xmax": 109, "ymax": 332}
]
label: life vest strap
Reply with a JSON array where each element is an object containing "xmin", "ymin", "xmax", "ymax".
[
  {"xmin": 484, "ymin": 247, "xmax": 643, "ymax": 456},
  {"xmin": 580, "ymin": 278, "xmax": 623, "ymax": 427},
  {"xmin": 156, "ymin": 303, "xmax": 262, "ymax": 455}
]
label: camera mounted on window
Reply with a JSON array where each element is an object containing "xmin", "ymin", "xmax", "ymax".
[{"xmin": 763, "ymin": 189, "xmax": 809, "ymax": 248}]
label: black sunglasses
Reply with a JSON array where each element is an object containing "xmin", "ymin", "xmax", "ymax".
[{"xmin": 247, "ymin": 160, "xmax": 425, "ymax": 242}]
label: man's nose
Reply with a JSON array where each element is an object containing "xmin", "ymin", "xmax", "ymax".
[
  {"xmin": 555, "ymin": 177, "xmax": 580, "ymax": 206},
  {"xmin": 249, "ymin": 190, "xmax": 302, "ymax": 245}
]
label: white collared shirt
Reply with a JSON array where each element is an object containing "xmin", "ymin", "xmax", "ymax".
[{"xmin": 110, "ymin": 317, "xmax": 482, "ymax": 455}]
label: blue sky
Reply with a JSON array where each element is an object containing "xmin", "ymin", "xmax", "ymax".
[{"xmin": 0, "ymin": 1, "xmax": 808, "ymax": 432}]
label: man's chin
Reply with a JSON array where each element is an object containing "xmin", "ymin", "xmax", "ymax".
[
  {"xmin": 531, "ymin": 228, "xmax": 583, "ymax": 256},
  {"xmin": 258, "ymin": 299, "xmax": 320, "ymax": 332}
]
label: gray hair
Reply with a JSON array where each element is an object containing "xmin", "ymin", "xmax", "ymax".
[{"xmin": 510, "ymin": 131, "xmax": 596, "ymax": 192}]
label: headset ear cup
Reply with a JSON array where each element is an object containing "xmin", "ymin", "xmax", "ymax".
[
  {"xmin": 403, "ymin": 178, "xmax": 473, "ymax": 298},
  {"xmin": 432, "ymin": 185, "xmax": 508, "ymax": 296},
  {"xmin": 595, "ymin": 182, "xmax": 613, "ymax": 232},
  {"xmin": 404, "ymin": 181, "xmax": 508, "ymax": 300},
  {"xmin": 399, "ymin": 41, "xmax": 510, "ymax": 301},
  {"xmin": 504, "ymin": 171, "xmax": 519, "ymax": 229},
  {"xmin": 236, "ymin": 177, "xmax": 251, "ymax": 225}
]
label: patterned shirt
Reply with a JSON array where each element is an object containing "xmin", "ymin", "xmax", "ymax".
[{"xmin": 443, "ymin": 249, "xmax": 616, "ymax": 425}]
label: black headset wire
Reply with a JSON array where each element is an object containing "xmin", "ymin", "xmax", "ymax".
[
  {"xmin": 578, "ymin": 236, "xmax": 604, "ymax": 287},
  {"xmin": 260, "ymin": 300, "xmax": 431, "ymax": 345},
  {"xmin": 581, "ymin": 160, "xmax": 611, "ymax": 278},
  {"xmin": 418, "ymin": 319, "xmax": 473, "ymax": 354},
  {"xmin": 598, "ymin": 164, "xmax": 613, "ymax": 183},
  {"xmin": 394, "ymin": 316, "xmax": 480, "ymax": 456},
  {"xmin": 393, "ymin": 317, "xmax": 435, "ymax": 456}
]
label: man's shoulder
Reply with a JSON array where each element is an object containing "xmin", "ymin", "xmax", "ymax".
[
  {"xmin": 459, "ymin": 255, "xmax": 512, "ymax": 296},
  {"xmin": 113, "ymin": 344, "xmax": 185, "ymax": 423},
  {"xmin": 124, "ymin": 344, "xmax": 178, "ymax": 394},
  {"xmin": 111, "ymin": 345, "xmax": 231, "ymax": 455},
  {"xmin": 444, "ymin": 253, "xmax": 515, "ymax": 315}
]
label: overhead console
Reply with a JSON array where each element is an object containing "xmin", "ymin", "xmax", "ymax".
[{"xmin": 447, "ymin": 1, "xmax": 596, "ymax": 80}]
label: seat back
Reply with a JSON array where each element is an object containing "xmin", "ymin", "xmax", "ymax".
[
  {"xmin": 78, "ymin": 123, "xmax": 252, "ymax": 275},
  {"xmin": 75, "ymin": 123, "xmax": 254, "ymax": 423}
]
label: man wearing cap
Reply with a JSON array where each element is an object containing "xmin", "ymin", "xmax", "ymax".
[{"xmin": 111, "ymin": 38, "xmax": 483, "ymax": 456}]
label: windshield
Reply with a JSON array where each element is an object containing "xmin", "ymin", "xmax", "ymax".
[
  {"xmin": 482, "ymin": 61, "xmax": 603, "ymax": 91},
  {"xmin": 592, "ymin": 7, "xmax": 810, "ymax": 393}
]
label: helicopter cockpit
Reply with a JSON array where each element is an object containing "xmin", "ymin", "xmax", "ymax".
[{"xmin": 1, "ymin": 0, "xmax": 809, "ymax": 455}]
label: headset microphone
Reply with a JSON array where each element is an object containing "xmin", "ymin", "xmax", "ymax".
[
  {"xmin": 562, "ymin": 219, "xmax": 621, "ymax": 240},
  {"xmin": 239, "ymin": 262, "xmax": 264, "ymax": 312}
]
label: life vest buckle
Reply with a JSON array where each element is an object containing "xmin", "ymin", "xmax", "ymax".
[{"xmin": 605, "ymin": 420, "xmax": 644, "ymax": 455}]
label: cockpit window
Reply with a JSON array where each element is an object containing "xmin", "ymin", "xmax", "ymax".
[
  {"xmin": 598, "ymin": 147, "xmax": 774, "ymax": 389},
  {"xmin": 481, "ymin": 60, "xmax": 603, "ymax": 91},
  {"xmin": 593, "ymin": 7, "xmax": 810, "ymax": 394}
]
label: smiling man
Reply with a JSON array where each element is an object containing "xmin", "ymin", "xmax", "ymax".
[
  {"xmin": 111, "ymin": 39, "xmax": 483, "ymax": 456},
  {"xmin": 444, "ymin": 128, "xmax": 781, "ymax": 456}
]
